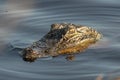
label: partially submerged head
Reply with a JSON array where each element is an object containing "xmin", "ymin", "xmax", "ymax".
[{"xmin": 21, "ymin": 48, "xmax": 39, "ymax": 62}]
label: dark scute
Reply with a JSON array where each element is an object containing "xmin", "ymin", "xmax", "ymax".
[{"xmin": 45, "ymin": 28, "xmax": 67, "ymax": 40}]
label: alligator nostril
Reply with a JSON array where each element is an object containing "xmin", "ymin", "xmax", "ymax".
[{"xmin": 21, "ymin": 48, "xmax": 39, "ymax": 62}]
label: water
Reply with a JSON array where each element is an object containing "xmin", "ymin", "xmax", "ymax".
[{"xmin": 0, "ymin": 0, "xmax": 120, "ymax": 80}]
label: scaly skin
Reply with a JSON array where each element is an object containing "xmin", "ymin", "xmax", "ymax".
[{"xmin": 21, "ymin": 23, "xmax": 102, "ymax": 62}]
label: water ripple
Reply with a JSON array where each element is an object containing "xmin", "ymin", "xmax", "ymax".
[{"xmin": 0, "ymin": 0, "xmax": 120, "ymax": 80}]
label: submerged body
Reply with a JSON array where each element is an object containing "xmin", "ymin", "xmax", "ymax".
[{"xmin": 21, "ymin": 23, "xmax": 102, "ymax": 62}]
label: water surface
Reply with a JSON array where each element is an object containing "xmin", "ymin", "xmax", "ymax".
[{"xmin": 0, "ymin": 0, "xmax": 120, "ymax": 80}]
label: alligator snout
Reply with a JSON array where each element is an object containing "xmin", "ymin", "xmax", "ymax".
[{"xmin": 21, "ymin": 48, "xmax": 39, "ymax": 62}]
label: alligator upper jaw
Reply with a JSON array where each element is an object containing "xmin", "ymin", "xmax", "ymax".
[{"xmin": 19, "ymin": 48, "xmax": 50, "ymax": 62}]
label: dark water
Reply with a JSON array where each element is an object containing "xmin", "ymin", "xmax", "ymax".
[{"xmin": 0, "ymin": 0, "xmax": 120, "ymax": 80}]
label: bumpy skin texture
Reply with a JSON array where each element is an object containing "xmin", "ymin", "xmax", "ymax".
[{"xmin": 21, "ymin": 23, "xmax": 102, "ymax": 62}]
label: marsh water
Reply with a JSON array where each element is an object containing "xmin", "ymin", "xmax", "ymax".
[{"xmin": 0, "ymin": 0, "xmax": 120, "ymax": 80}]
